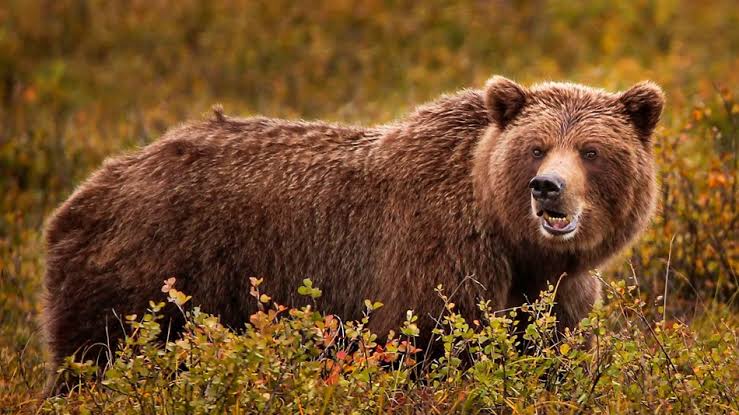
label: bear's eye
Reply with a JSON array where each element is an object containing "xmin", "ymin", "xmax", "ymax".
[
  {"xmin": 583, "ymin": 150, "xmax": 598, "ymax": 160},
  {"xmin": 532, "ymin": 148, "xmax": 545, "ymax": 159}
]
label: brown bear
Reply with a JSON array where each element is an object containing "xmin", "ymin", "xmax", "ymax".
[{"xmin": 42, "ymin": 76, "xmax": 663, "ymax": 392}]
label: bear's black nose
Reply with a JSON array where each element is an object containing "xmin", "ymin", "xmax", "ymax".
[{"xmin": 529, "ymin": 174, "xmax": 565, "ymax": 201}]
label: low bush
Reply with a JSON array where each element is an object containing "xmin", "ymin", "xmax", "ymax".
[{"xmin": 42, "ymin": 276, "xmax": 738, "ymax": 414}]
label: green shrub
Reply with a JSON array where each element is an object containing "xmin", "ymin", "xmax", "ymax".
[{"xmin": 40, "ymin": 277, "xmax": 738, "ymax": 414}]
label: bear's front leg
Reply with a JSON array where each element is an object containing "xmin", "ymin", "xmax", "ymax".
[{"xmin": 553, "ymin": 272, "xmax": 602, "ymax": 334}]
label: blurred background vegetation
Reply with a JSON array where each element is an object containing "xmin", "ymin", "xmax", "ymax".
[{"xmin": 0, "ymin": 0, "xmax": 736, "ymax": 411}]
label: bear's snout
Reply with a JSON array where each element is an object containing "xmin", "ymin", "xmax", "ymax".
[
  {"xmin": 529, "ymin": 174, "xmax": 565, "ymax": 202},
  {"xmin": 529, "ymin": 173, "xmax": 581, "ymax": 237}
]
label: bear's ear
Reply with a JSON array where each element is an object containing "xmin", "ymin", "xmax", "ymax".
[
  {"xmin": 484, "ymin": 76, "xmax": 528, "ymax": 130},
  {"xmin": 619, "ymin": 81, "xmax": 665, "ymax": 138}
]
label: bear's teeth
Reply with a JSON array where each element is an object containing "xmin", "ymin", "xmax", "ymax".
[{"xmin": 543, "ymin": 212, "xmax": 571, "ymax": 227}]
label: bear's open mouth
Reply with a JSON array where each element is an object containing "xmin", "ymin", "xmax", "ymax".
[{"xmin": 537, "ymin": 209, "xmax": 579, "ymax": 236}]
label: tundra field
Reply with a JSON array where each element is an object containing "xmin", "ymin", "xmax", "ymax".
[{"xmin": 1, "ymin": 1, "xmax": 737, "ymax": 413}]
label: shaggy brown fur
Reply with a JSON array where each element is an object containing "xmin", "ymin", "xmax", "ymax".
[{"xmin": 42, "ymin": 76, "xmax": 663, "ymax": 392}]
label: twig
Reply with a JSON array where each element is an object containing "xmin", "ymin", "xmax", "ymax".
[
  {"xmin": 421, "ymin": 274, "xmax": 484, "ymax": 368},
  {"xmin": 663, "ymin": 233, "xmax": 676, "ymax": 322}
]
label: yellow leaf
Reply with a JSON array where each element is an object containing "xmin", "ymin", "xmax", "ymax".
[{"xmin": 559, "ymin": 343, "xmax": 571, "ymax": 355}]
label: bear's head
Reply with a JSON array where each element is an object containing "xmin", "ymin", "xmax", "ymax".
[{"xmin": 477, "ymin": 76, "xmax": 664, "ymax": 257}]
